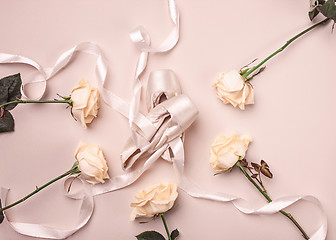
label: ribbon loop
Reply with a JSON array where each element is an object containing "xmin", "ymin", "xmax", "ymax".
[
  {"xmin": 0, "ymin": 0, "xmax": 180, "ymax": 238},
  {"xmin": 146, "ymin": 69, "xmax": 183, "ymax": 162},
  {"xmin": 1, "ymin": 181, "xmax": 94, "ymax": 239},
  {"xmin": 121, "ymin": 93, "xmax": 199, "ymax": 170},
  {"xmin": 0, "ymin": 0, "xmax": 328, "ymax": 238}
]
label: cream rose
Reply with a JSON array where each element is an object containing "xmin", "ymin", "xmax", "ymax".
[
  {"xmin": 130, "ymin": 182, "xmax": 178, "ymax": 221},
  {"xmin": 71, "ymin": 79, "xmax": 99, "ymax": 128},
  {"xmin": 214, "ymin": 70, "xmax": 254, "ymax": 110},
  {"xmin": 210, "ymin": 133, "xmax": 252, "ymax": 171},
  {"xmin": 75, "ymin": 142, "xmax": 109, "ymax": 184}
]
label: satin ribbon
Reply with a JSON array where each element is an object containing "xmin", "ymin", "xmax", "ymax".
[
  {"xmin": 0, "ymin": 0, "xmax": 180, "ymax": 238},
  {"xmin": 170, "ymin": 138, "xmax": 327, "ymax": 240},
  {"xmin": 0, "ymin": 0, "xmax": 327, "ymax": 239},
  {"xmin": 91, "ymin": 92, "xmax": 198, "ymax": 196},
  {"xmin": 121, "ymin": 70, "xmax": 186, "ymax": 170},
  {"xmin": 1, "ymin": 179, "xmax": 94, "ymax": 239},
  {"xmin": 119, "ymin": 69, "xmax": 327, "ymax": 239},
  {"xmin": 0, "ymin": 42, "xmax": 155, "ymax": 135},
  {"xmin": 145, "ymin": 69, "xmax": 183, "ymax": 162},
  {"xmin": 128, "ymin": 0, "xmax": 179, "ymax": 147}
]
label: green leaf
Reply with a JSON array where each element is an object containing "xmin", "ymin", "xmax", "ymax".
[
  {"xmin": 0, "ymin": 111, "xmax": 14, "ymax": 132},
  {"xmin": 171, "ymin": 229, "xmax": 179, "ymax": 240},
  {"xmin": 309, "ymin": 8, "xmax": 320, "ymax": 20},
  {"xmin": 136, "ymin": 231, "xmax": 166, "ymax": 240},
  {"xmin": 319, "ymin": 0, "xmax": 336, "ymax": 21},
  {"xmin": 0, "ymin": 200, "xmax": 4, "ymax": 224},
  {"xmin": 0, "ymin": 73, "xmax": 22, "ymax": 110},
  {"xmin": 239, "ymin": 68, "xmax": 249, "ymax": 76}
]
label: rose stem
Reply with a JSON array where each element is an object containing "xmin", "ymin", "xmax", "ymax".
[
  {"xmin": 0, "ymin": 99, "xmax": 72, "ymax": 108},
  {"xmin": 0, "ymin": 162, "xmax": 80, "ymax": 212},
  {"xmin": 160, "ymin": 213, "xmax": 172, "ymax": 240},
  {"xmin": 242, "ymin": 18, "xmax": 330, "ymax": 80},
  {"xmin": 235, "ymin": 161, "xmax": 309, "ymax": 240}
]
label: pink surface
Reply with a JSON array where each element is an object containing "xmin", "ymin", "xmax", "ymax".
[{"xmin": 0, "ymin": 0, "xmax": 335, "ymax": 239}]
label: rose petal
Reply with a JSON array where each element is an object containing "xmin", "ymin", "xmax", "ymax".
[
  {"xmin": 214, "ymin": 70, "xmax": 254, "ymax": 110},
  {"xmin": 210, "ymin": 133, "xmax": 252, "ymax": 171}
]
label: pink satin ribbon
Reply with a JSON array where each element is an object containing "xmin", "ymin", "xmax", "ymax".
[
  {"xmin": 0, "ymin": 0, "xmax": 328, "ymax": 238},
  {"xmin": 1, "ymin": 179, "xmax": 94, "ymax": 239},
  {"xmin": 0, "ymin": 0, "xmax": 180, "ymax": 238},
  {"xmin": 170, "ymin": 138, "xmax": 327, "ymax": 240}
]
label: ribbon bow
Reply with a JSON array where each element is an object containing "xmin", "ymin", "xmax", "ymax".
[
  {"xmin": 121, "ymin": 70, "xmax": 196, "ymax": 170},
  {"xmin": 0, "ymin": 0, "xmax": 181, "ymax": 238},
  {"xmin": 90, "ymin": 70, "xmax": 199, "ymax": 196}
]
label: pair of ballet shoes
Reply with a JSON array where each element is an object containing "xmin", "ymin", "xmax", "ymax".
[{"xmin": 121, "ymin": 69, "xmax": 198, "ymax": 170}]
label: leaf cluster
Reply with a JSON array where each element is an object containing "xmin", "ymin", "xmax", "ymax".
[
  {"xmin": 0, "ymin": 74, "xmax": 22, "ymax": 132},
  {"xmin": 309, "ymin": 0, "xmax": 336, "ymax": 22},
  {"xmin": 136, "ymin": 229, "xmax": 179, "ymax": 240}
]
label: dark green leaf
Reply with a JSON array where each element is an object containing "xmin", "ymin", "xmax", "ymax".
[
  {"xmin": 0, "ymin": 200, "xmax": 4, "ymax": 224},
  {"xmin": 309, "ymin": 8, "xmax": 320, "ymax": 20},
  {"xmin": 0, "ymin": 73, "xmax": 22, "ymax": 110},
  {"xmin": 0, "ymin": 111, "xmax": 14, "ymax": 132},
  {"xmin": 171, "ymin": 229, "xmax": 179, "ymax": 240},
  {"xmin": 136, "ymin": 231, "xmax": 166, "ymax": 240},
  {"xmin": 319, "ymin": 0, "xmax": 336, "ymax": 21},
  {"xmin": 0, "ymin": 86, "xmax": 8, "ymax": 107},
  {"xmin": 0, "ymin": 107, "xmax": 4, "ymax": 118},
  {"xmin": 6, "ymin": 74, "xmax": 22, "ymax": 109}
]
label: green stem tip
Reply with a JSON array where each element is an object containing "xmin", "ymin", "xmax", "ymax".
[
  {"xmin": 242, "ymin": 18, "xmax": 330, "ymax": 80},
  {"xmin": 0, "ymin": 99, "xmax": 72, "ymax": 109}
]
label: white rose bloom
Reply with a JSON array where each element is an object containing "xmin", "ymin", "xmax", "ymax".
[
  {"xmin": 214, "ymin": 70, "xmax": 254, "ymax": 110},
  {"xmin": 130, "ymin": 182, "xmax": 178, "ymax": 221},
  {"xmin": 75, "ymin": 142, "xmax": 109, "ymax": 184},
  {"xmin": 210, "ymin": 133, "xmax": 252, "ymax": 171},
  {"xmin": 71, "ymin": 79, "xmax": 99, "ymax": 128}
]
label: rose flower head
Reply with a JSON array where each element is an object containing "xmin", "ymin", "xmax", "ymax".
[
  {"xmin": 214, "ymin": 70, "xmax": 254, "ymax": 110},
  {"xmin": 210, "ymin": 133, "xmax": 252, "ymax": 171},
  {"xmin": 75, "ymin": 141, "xmax": 109, "ymax": 184},
  {"xmin": 71, "ymin": 79, "xmax": 99, "ymax": 128},
  {"xmin": 130, "ymin": 182, "xmax": 178, "ymax": 221}
]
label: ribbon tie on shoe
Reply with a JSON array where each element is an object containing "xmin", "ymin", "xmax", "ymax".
[
  {"xmin": 88, "ymin": 70, "xmax": 198, "ymax": 197},
  {"xmin": 0, "ymin": 0, "xmax": 181, "ymax": 238},
  {"xmin": 121, "ymin": 69, "xmax": 198, "ymax": 170}
]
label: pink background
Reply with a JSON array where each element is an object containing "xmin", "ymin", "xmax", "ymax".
[{"xmin": 0, "ymin": 0, "xmax": 335, "ymax": 239}]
